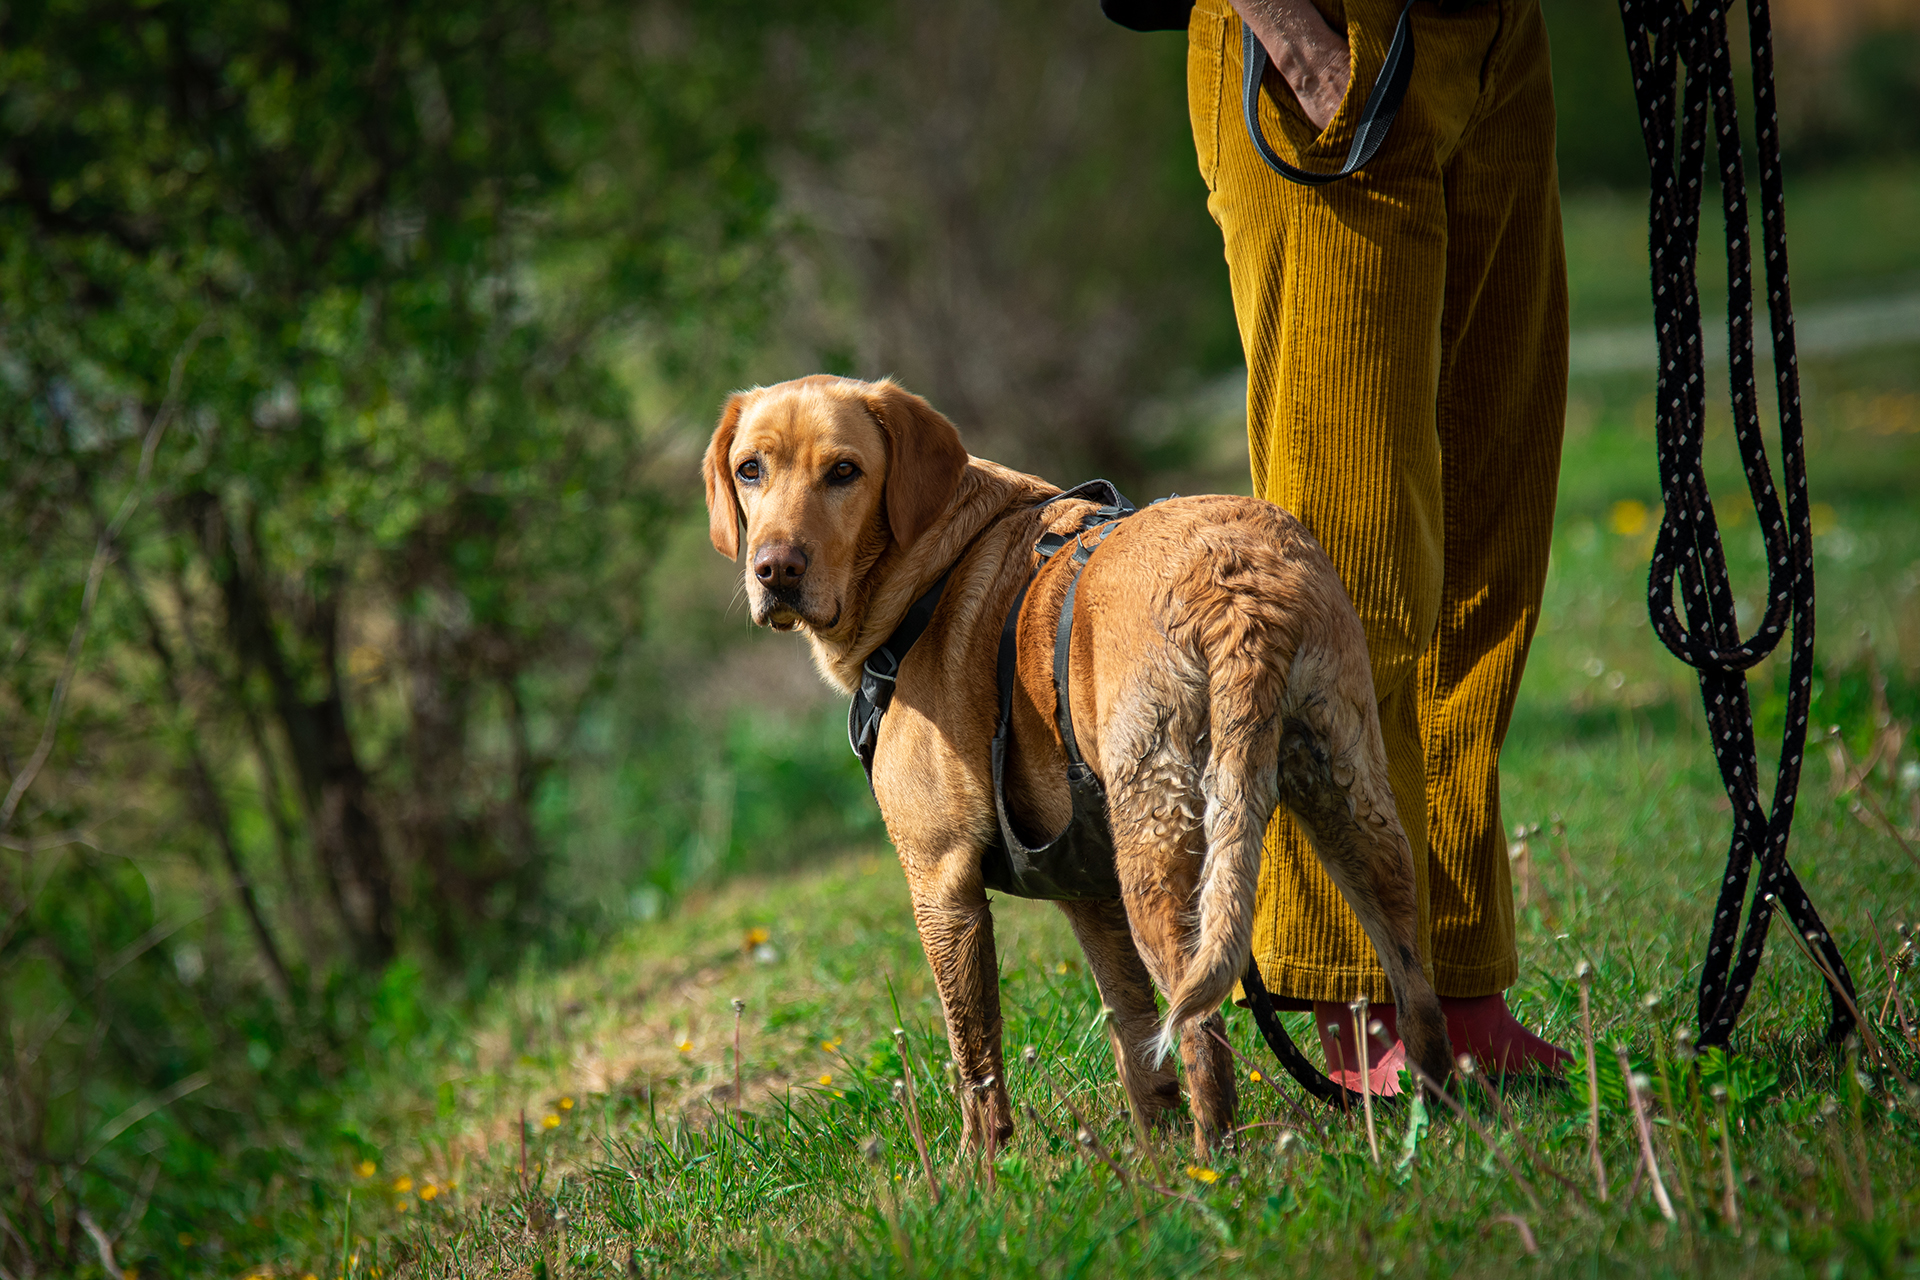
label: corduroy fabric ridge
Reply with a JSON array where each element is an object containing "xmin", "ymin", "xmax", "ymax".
[{"xmin": 1188, "ymin": 0, "xmax": 1568, "ymax": 1002}]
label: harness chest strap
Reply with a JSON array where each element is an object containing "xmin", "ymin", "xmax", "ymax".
[{"xmin": 849, "ymin": 479, "xmax": 1133, "ymax": 794}]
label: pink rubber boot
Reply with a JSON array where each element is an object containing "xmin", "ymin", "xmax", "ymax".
[
  {"xmin": 1314, "ymin": 992, "xmax": 1572, "ymax": 1095},
  {"xmin": 1313, "ymin": 1001, "xmax": 1407, "ymax": 1096},
  {"xmin": 1441, "ymin": 992, "xmax": 1573, "ymax": 1074}
]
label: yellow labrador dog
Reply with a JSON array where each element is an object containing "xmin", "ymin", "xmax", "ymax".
[{"xmin": 703, "ymin": 375, "xmax": 1448, "ymax": 1154}]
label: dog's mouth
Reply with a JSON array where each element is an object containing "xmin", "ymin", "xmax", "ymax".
[{"xmin": 756, "ymin": 595, "xmax": 840, "ymax": 634}]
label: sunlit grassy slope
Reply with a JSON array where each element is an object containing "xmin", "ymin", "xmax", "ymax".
[{"xmin": 219, "ymin": 170, "xmax": 1919, "ymax": 1279}]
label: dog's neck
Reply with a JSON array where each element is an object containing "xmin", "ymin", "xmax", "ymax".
[{"xmin": 804, "ymin": 458, "xmax": 1051, "ymax": 694}]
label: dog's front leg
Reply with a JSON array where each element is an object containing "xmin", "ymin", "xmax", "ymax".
[{"xmin": 906, "ymin": 864, "xmax": 1013, "ymax": 1152}]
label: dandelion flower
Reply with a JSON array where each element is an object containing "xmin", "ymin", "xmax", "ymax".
[
  {"xmin": 1186, "ymin": 1165, "xmax": 1219, "ymax": 1184},
  {"xmin": 1608, "ymin": 498, "xmax": 1650, "ymax": 537},
  {"xmin": 356, "ymin": 1159, "xmax": 376, "ymax": 1178},
  {"xmin": 817, "ymin": 1073, "xmax": 833, "ymax": 1086},
  {"xmin": 542, "ymin": 1113, "xmax": 560, "ymax": 1129},
  {"xmin": 420, "ymin": 1184, "xmax": 440, "ymax": 1202},
  {"xmin": 558, "ymin": 1096, "xmax": 574, "ymax": 1110},
  {"xmin": 1249, "ymin": 1070, "xmax": 1263, "ymax": 1083},
  {"xmin": 392, "ymin": 1176, "xmax": 413, "ymax": 1193}
]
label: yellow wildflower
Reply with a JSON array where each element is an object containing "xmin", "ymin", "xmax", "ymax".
[
  {"xmin": 821, "ymin": 1037, "xmax": 842, "ymax": 1052},
  {"xmin": 1186, "ymin": 1165, "xmax": 1219, "ymax": 1184},
  {"xmin": 1608, "ymin": 499, "xmax": 1650, "ymax": 537},
  {"xmin": 356, "ymin": 1159, "xmax": 376, "ymax": 1178},
  {"xmin": 420, "ymin": 1183, "xmax": 440, "ymax": 1202},
  {"xmin": 676, "ymin": 1039, "xmax": 693, "ymax": 1053},
  {"xmin": 542, "ymin": 1113, "xmax": 560, "ymax": 1129},
  {"xmin": 817, "ymin": 1073, "xmax": 832, "ymax": 1086},
  {"xmin": 1249, "ymin": 1070, "xmax": 1263, "ymax": 1083},
  {"xmin": 558, "ymin": 1096, "xmax": 574, "ymax": 1110},
  {"xmin": 744, "ymin": 926, "xmax": 771, "ymax": 949},
  {"xmin": 392, "ymin": 1175, "xmax": 413, "ymax": 1193}
]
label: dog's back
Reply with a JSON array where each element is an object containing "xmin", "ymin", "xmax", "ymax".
[{"xmin": 1005, "ymin": 494, "xmax": 1448, "ymax": 1085}]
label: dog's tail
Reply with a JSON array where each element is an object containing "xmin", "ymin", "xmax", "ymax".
[{"xmin": 1149, "ymin": 640, "xmax": 1289, "ymax": 1067}]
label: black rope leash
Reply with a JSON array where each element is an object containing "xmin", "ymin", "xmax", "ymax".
[{"xmin": 1616, "ymin": 0, "xmax": 1857, "ymax": 1048}]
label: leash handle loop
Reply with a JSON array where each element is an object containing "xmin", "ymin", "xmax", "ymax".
[{"xmin": 1240, "ymin": 0, "xmax": 1415, "ymax": 186}]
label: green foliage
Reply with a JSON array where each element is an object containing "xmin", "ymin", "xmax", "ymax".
[{"xmin": 0, "ymin": 0, "xmax": 865, "ymax": 1270}]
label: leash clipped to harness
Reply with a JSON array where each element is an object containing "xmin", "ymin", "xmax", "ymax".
[{"xmin": 1616, "ymin": 0, "xmax": 1856, "ymax": 1049}]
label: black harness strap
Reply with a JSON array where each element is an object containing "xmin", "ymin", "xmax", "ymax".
[
  {"xmin": 1240, "ymin": 0, "xmax": 1416, "ymax": 187},
  {"xmin": 849, "ymin": 568, "xmax": 954, "ymax": 789},
  {"xmin": 1616, "ymin": 0, "xmax": 1855, "ymax": 1048},
  {"xmin": 985, "ymin": 488, "xmax": 1132, "ymax": 901}
]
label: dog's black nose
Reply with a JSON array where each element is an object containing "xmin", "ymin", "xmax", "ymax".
[{"xmin": 753, "ymin": 543, "xmax": 808, "ymax": 588}]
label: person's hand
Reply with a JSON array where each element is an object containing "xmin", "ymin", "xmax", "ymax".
[{"xmin": 1231, "ymin": 0, "xmax": 1352, "ymax": 133}]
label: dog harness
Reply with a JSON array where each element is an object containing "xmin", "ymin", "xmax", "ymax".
[
  {"xmin": 848, "ymin": 481, "xmax": 1396, "ymax": 1111},
  {"xmin": 848, "ymin": 480, "xmax": 1136, "ymax": 901}
]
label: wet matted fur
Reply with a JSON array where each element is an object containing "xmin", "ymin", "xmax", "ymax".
[{"xmin": 703, "ymin": 374, "xmax": 1451, "ymax": 1154}]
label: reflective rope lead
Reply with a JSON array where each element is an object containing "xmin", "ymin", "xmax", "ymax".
[{"xmin": 1616, "ymin": 0, "xmax": 1857, "ymax": 1049}]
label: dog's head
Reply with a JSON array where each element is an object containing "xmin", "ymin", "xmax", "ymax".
[{"xmin": 702, "ymin": 375, "xmax": 971, "ymax": 634}]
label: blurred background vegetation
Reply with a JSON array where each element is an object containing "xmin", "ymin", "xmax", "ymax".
[{"xmin": 2, "ymin": 0, "xmax": 1917, "ymax": 1273}]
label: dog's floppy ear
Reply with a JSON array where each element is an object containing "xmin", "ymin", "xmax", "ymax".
[
  {"xmin": 703, "ymin": 393, "xmax": 748, "ymax": 559},
  {"xmin": 862, "ymin": 380, "xmax": 970, "ymax": 551}
]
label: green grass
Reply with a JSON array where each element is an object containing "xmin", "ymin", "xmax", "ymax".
[
  {"xmin": 121, "ymin": 171, "xmax": 1920, "ymax": 1280},
  {"xmin": 228, "ymin": 720, "xmax": 1920, "ymax": 1279},
  {"xmin": 1563, "ymin": 159, "xmax": 1920, "ymax": 330}
]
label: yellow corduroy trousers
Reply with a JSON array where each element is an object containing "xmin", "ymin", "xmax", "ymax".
[{"xmin": 1188, "ymin": 0, "xmax": 1568, "ymax": 1003}]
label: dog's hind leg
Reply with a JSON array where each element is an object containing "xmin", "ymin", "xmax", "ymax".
[
  {"xmin": 1104, "ymin": 761, "xmax": 1243, "ymax": 1153},
  {"xmin": 1057, "ymin": 898, "xmax": 1181, "ymax": 1129},
  {"xmin": 1277, "ymin": 647, "xmax": 1453, "ymax": 1093}
]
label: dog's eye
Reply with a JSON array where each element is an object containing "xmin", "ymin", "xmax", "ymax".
[
  {"xmin": 736, "ymin": 459, "xmax": 760, "ymax": 482},
  {"xmin": 828, "ymin": 461, "xmax": 860, "ymax": 484}
]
